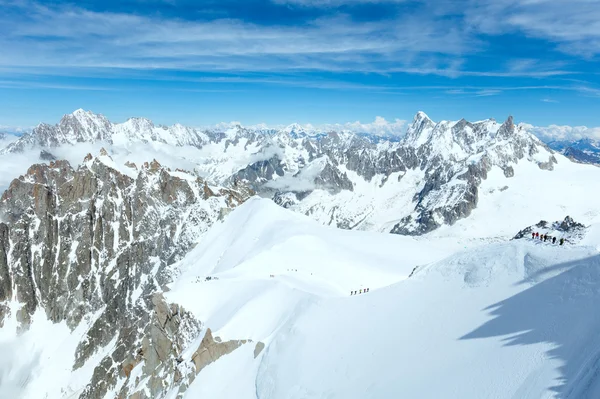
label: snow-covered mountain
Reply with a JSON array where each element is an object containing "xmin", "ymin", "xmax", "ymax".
[
  {"xmin": 0, "ymin": 151, "xmax": 253, "ymax": 398},
  {"xmin": 546, "ymin": 137, "xmax": 600, "ymax": 165},
  {"xmin": 2, "ymin": 109, "xmax": 600, "ymax": 398},
  {"xmin": 6, "ymin": 109, "xmax": 597, "ymax": 237},
  {"xmin": 0, "ymin": 109, "xmax": 212, "ymax": 153}
]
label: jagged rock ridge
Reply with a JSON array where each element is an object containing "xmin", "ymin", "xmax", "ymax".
[
  {"xmin": 1, "ymin": 110, "xmax": 559, "ymax": 235},
  {"xmin": 0, "ymin": 152, "xmax": 254, "ymax": 397},
  {"xmin": 513, "ymin": 216, "xmax": 588, "ymax": 243}
]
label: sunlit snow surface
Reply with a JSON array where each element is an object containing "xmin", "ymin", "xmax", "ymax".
[
  {"xmin": 163, "ymin": 198, "xmax": 600, "ymax": 399},
  {"xmin": 2, "ymin": 196, "xmax": 600, "ymax": 398}
]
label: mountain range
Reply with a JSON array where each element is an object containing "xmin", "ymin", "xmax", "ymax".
[
  {"xmin": 2, "ymin": 109, "xmax": 600, "ymax": 398},
  {"xmin": 545, "ymin": 137, "xmax": 600, "ymax": 165},
  {"xmin": 2, "ymin": 109, "xmax": 590, "ymax": 236}
]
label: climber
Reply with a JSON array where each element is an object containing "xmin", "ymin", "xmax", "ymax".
[
  {"xmin": 532, "ymin": 232, "xmax": 536, "ymax": 239},
  {"xmin": 560, "ymin": 238, "xmax": 565, "ymax": 246},
  {"xmin": 535, "ymin": 232, "xmax": 540, "ymax": 239},
  {"xmin": 552, "ymin": 236, "xmax": 557, "ymax": 244},
  {"xmin": 543, "ymin": 234, "xmax": 548, "ymax": 242}
]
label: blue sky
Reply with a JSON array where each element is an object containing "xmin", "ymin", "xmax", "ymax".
[{"xmin": 1, "ymin": 0, "xmax": 600, "ymax": 130}]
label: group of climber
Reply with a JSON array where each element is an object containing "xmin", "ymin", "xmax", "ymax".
[
  {"xmin": 351, "ymin": 288, "xmax": 369, "ymax": 295},
  {"xmin": 531, "ymin": 231, "xmax": 565, "ymax": 245}
]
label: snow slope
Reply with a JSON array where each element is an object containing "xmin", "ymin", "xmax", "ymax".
[
  {"xmin": 0, "ymin": 304, "xmax": 116, "ymax": 399},
  {"xmin": 164, "ymin": 197, "xmax": 600, "ymax": 399},
  {"xmin": 167, "ymin": 197, "xmax": 462, "ymax": 342},
  {"xmin": 429, "ymin": 153, "xmax": 600, "ymax": 240}
]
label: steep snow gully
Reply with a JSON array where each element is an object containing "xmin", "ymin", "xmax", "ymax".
[{"xmin": 161, "ymin": 198, "xmax": 600, "ymax": 399}]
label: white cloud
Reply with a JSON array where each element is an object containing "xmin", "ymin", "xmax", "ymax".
[
  {"xmin": 207, "ymin": 116, "xmax": 407, "ymax": 137},
  {"xmin": 463, "ymin": 0, "xmax": 600, "ymax": 56},
  {"xmin": 0, "ymin": 0, "xmax": 586, "ymax": 83},
  {"xmin": 475, "ymin": 89, "xmax": 501, "ymax": 97},
  {"xmin": 521, "ymin": 123, "xmax": 600, "ymax": 141},
  {"xmin": 0, "ymin": 126, "xmax": 28, "ymax": 135},
  {"xmin": 272, "ymin": 0, "xmax": 407, "ymax": 7},
  {"xmin": 0, "ymin": 149, "xmax": 41, "ymax": 193},
  {"xmin": 0, "ymin": 0, "xmax": 479, "ymax": 76},
  {"xmin": 320, "ymin": 116, "xmax": 407, "ymax": 137}
]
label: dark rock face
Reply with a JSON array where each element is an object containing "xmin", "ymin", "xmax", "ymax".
[
  {"xmin": 547, "ymin": 138, "xmax": 600, "ymax": 166},
  {"xmin": 232, "ymin": 155, "xmax": 285, "ymax": 184},
  {"xmin": 562, "ymin": 147, "xmax": 600, "ymax": 165},
  {"xmin": 0, "ymin": 223, "xmax": 10, "ymax": 327},
  {"xmin": 0, "ymin": 154, "xmax": 250, "ymax": 397},
  {"xmin": 314, "ymin": 162, "xmax": 353, "ymax": 193},
  {"xmin": 503, "ymin": 166, "xmax": 515, "ymax": 178},
  {"xmin": 273, "ymin": 191, "xmax": 298, "ymax": 209},
  {"xmin": 558, "ymin": 216, "xmax": 586, "ymax": 232},
  {"xmin": 39, "ymin": 150, "xmax": 57, "ymax": 161},
  {"xmin": 512, "ymin": 216, "xmax": 587, "ymax": 240}
]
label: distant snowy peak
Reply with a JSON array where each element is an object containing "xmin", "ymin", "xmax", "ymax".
[
  {"xmin": 0, "ymin": 110, "xmax": 411, "ymax": 155},
  {"xmin": 404, "ymin": 111, "xmax": 435, "ymax": 143},
  {"xmin": 544, "ymin": 137, "xmax": 600, "ymax": 165},
  {"xmin": 405, "ymin": 111, "xmax": 514, "ymax": 149},
  {"xmin": 0, "ymin": 109, "xmax": 212, "ymax": 153}
]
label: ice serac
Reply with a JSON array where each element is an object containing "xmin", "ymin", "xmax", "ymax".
[{"xmin": 0, "ymin": 152, "xmax": 252, "ymax": 397}]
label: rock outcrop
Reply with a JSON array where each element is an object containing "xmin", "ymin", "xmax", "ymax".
[
  {"xmin": 512, "ymin": 216, "xmax": 587, "ymax": 242},
  {"xmin": 0, "ymin": 152, "xmax": 252, "ymax": 397}
]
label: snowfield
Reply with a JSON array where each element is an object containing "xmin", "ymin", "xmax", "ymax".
[
  {"xmin": 2, "ymin": 197, "xmax": 600, "ymax": 398},
  {"xmin": 163, "ymin": 198, "xmax": 600, "ymax": 399}
]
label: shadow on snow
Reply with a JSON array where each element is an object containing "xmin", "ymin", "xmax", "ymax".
[{"xmin": 460, "ymin": 253, "xmax": 600, "ymax": 398}]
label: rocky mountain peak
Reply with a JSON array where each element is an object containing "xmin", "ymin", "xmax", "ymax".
[
  {"xmin": 404, "ymin": 111, "xmax": 435, "ymax": 146},
  {"xmin": 0, "ymin": 150, "xmax": 253, "ymax": 396},
  {"xmin": 414, "ymin": 110, "xmax": 431, "ymax": 122},
  {"xmin": 496, "ymin": 115, "xmax": 516, "ymax": 138},
  {"xmin": 123, "ymin": 116, "xmax": 155, "ymax": 129}
]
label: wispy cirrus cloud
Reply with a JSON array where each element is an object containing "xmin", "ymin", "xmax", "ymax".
[
  {"xmin": 0, "ymin": 0, "xmax": 576, "ymax": 81},
  {"xmin": 0, "ymin": 79, "xmax": 116, "ymax": 91},
  {"xmin": 0, "ymin": 1, "xmax": 474, "ymax": 75},
  {"xmin": 271, "ymin": 0, "xmax": 408, "ymax": 6},
  {"xmin": 463, "ymin": 0, "xmax": 600, "ymax": 57}
]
